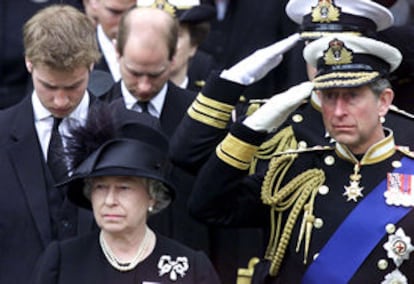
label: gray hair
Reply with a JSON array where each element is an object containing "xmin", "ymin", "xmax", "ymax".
[
  {"xmin": 83, "ymin": 177, "xmax": 172, "ymax": 216},
  {"xmin": 369, "ymin": 78, "xmax": 392, "ymax": 97}
]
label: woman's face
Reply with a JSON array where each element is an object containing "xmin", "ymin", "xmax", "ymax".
[
  {"xmin": 90, "ymin": 176, "xmax": 154, "ymax": 236},
  {"xmin": 170, "ymin": 25, "xmax": 197, "ymax": 77}
]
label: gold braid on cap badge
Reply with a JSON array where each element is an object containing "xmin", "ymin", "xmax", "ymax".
[{"xmin": 313, "ymin": 71, "xmax": 380, "ymax": 89}]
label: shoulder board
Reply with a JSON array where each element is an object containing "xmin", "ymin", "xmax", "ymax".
[
  {"xmin": 272, "ymin": 145, "xmax": 334, "ymax": 158},
  {"xmin": 389, "ymin": 104, "xmax": 414, "ymax": 119},
  {"xmin": 396, "ymin": 145, "xmax": 414, "ymax": 159}
]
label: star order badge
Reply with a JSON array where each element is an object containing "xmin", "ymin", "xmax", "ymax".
[
  {"xmin": 381, "ymin": 269, "xmax": 408, "ymax": 284},
  {"xmin": 343, "ymin": 164, "xmax": 364, "ymax": 202},
  {"xmin": 383, "ymin": 228, "xmax": 414, "ymax": 267},
  {"xmin": 344, "ymin": 180, "xmax": 364, "ymax": 202}
]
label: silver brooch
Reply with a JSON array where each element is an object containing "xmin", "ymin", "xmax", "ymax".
[{"xmin": 158, "ymin": 255, "xmax": 189, "ymax": 281}]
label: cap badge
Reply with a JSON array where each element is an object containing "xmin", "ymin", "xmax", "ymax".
[
  {"xmin": 311, "ymin": 0, "xmax": 340, "ymax": 23},
  {"xmin": 150, "ymin": 0, "xmax": 176, "ymax": 16},
  {"xmin": 323, "ymin": 39, "xmax": 353, "ymax": 65}
]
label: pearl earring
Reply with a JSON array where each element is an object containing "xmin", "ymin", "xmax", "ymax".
[
  {"xmin": 380, "ymin": 116, "xmax": 385, "ymax": 124},
  {"xmin": 148, "ymin": 206, "xmax": 153, "ymax": 213}
]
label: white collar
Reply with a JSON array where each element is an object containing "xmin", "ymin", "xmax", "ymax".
[
  {"xmin": 121, "ymin": 81, "xmax": 168, "ymax": 119},
  {"xmin": 97, "ymin": 25, "xmax": 121, "ymax": 82}
]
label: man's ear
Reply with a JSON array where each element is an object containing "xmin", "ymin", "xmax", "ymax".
[
  {"xmin": 378, "ymin": 88, "xmax": 394, "ymax": 117},
  {"xmin": 25, "ymin": 57, "xmax": 33, "ymax": 73}
]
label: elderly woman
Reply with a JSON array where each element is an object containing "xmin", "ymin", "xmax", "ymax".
[{"xmin": 31, "ymin": 108, "xmax": 221, "ymax": 284}]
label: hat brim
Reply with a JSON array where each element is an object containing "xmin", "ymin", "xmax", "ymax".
[
  {"xmin": 62, "ymin": 167, "xmax": 175, "ymax": 210},
  {"xmin": 177, "ymin": 4, "xmax": 215, "ymax": 22}
]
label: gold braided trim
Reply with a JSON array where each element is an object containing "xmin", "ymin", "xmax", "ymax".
[
  {"xmin": 249, "ymin": 126, "xmax": 297, "ymax": 175},
  {"xmin": 188, "ymin": 94, "xmax": 234, "ymax": 129},
  {"xmin": 216, "ymin": 133, "xmax": 259, "ymax": 170},
  {"xmin": 314, "ymin": 71, "xmax": 379, "ymax": 89},
  {"xmin": 261, "ymin": 153, "xmax": 325, "ymax": 276},
  {"xmin": 300, "ymin": 31, "xmax": 361, "ymax": 39}
]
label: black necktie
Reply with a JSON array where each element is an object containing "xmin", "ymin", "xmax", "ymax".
[
  {"xmin": 47, "ymin": 117, "xmax": 67, "ymax": 182},
  {"xmin": 136, "ymin": 101, "xmax": 150, "ymax": 114}
]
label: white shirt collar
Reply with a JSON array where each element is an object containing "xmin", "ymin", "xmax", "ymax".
[
  {"xmin": 97, "ymin": 25, "xmax": 121, "ymax": 82},
  {"xmin": 32, "ymin": 90, "xmax": 90, "ymax": 160},
  {"xmin": 121, "ymin": 80, "xmax": 167, "ymax": 119}
]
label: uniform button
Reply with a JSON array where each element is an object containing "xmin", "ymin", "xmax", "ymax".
[
  {"xmin": 313, "ymin": 253, "xmax": 319, "ymax": 260},
  {"xmin": 318, "ymin": 185, "xmax": 329, "ymax": 195},
  {"xmin": 392, "ymin": 160, "xmax": 402, "ymax": 169},
  {"xmin": 314, "ymin": 218, "xmax": 324, "ymax": 229},
  {"xmin": 292, "ymin": 114, "xmax": 303, "ymax": 123},
  {"xmin": 324, "ymin": 155, "xmax": 335, "ymax": 166},
  {"xmin": 61, "ymin": 219, "xmax": 71, "ymax": 228},
  {"xmin": 298, "ymin": 141, "xmax": 307, "ymax": 149},
  {"xmin": 386, "ymin": 223, "xmax": 396, "ymax": 234},
  {"xmin": 377, "ymin": 259, "xmax": 388, "ymax": 270}
]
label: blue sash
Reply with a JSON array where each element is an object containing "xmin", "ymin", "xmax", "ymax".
[{"xmin": 302, "ymin": 157, "xmax": 414, "ymax": 284}]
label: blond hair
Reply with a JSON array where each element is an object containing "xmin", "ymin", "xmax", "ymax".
[{"xmin": 23, "ymin": 4, "xmax": 101, "ymax": 71}]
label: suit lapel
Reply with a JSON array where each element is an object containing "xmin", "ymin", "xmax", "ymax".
[{"xmin": 8, "ymin": 97, "xmax": 52, "ymax": 246}]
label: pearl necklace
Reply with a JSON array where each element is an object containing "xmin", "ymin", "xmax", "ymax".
[{"xmin": 99, "ymin": 226, "xmax": 151, "ymax": 272}]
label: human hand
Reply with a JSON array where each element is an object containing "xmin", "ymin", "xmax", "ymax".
[
  {"xmin": 243, "ymin": 81, "xmax": 313, "ymax": 132},
  {"xmin": 219, "ymin": 33, "xmax": 301, "ymax": 85}
]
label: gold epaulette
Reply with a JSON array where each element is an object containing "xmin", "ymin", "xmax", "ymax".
[
  {"xmin": 396, "ymin": 145, "xmax": 414, "ymax": 159},
  {"xmin": 188, "ymin": 93, "xmax": 234, "ymax": 129},
  {"xmin": 389, "ymin": 104, "xmax": 414, "ymax": 119}
]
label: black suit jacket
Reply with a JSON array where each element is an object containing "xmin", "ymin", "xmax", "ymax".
[{"xmin": 0, "ymin": 95, "xmax": 95, "ymax": 283}]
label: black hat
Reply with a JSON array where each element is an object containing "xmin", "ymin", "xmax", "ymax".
[
  {"xmin": 138, "ymin": 0, "xmax": 215, "ymax": 23},
  {"xmin": 304, "ymin": 34, "xmax": 402, "ymax": 89},
  {"xmin": 60, "ymin": 106, "xmax": 174, "ymax": 209},
  {"xmin": 286, "ymin": 0, "xmax": 394, "ymax": 39}
]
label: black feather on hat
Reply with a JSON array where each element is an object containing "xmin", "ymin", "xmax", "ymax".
[{"xmin": 61, "ymin": 104, "xmax": 175, "ymax": 210}]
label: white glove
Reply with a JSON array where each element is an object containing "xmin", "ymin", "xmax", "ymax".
[
  {"xmin": 243, "ymin": 82, "xmax": 314, "ymax": 133},
  {"xmin": 220, "ymin": 33, "xmax": 301, "ymax": 85}
]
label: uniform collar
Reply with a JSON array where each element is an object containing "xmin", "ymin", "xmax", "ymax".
[{"xmin": 335, "ymin": 128, "xmax": 395, "ymax": 165}]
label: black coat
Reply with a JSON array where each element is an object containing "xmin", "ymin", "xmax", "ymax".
[
  {"xmin": 0, "ymin": 95, "xmax": 96, "ymax": 283},
  {"xmin": 32, "ymin": 231, "xmax": 221, "ymax": 284}
]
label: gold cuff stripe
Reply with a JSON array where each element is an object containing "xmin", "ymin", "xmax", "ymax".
[
  {"xmin": 188, "ymin": 106, "xmax": 230, "ymax": 129},
  {"xmin": 187, "ymin": 94, "xmax": 234, "ymax": 129},
  {"xmin": 314, "ymin": 71, "xmax": 379, "ymax": 89},
  {"xmin": 216, "ymin": 133, "xmax": 259, "ymax": 170},
  {"xmin": 197, "ymin": 93, "xmax": 235, "ymax": 113}
]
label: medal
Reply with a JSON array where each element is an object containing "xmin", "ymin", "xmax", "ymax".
[
  {"xmin": 384, "ymin": 172, "xmax": 414, "ymax": 207},
  {"xmin": 344, "ymin": 163, "xmax": 364, "ymax": 202}
]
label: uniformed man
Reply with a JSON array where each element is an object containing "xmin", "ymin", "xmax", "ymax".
[{"xmin": 189, "ymin": 33, "xmax": 414, "ymax": 283}]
